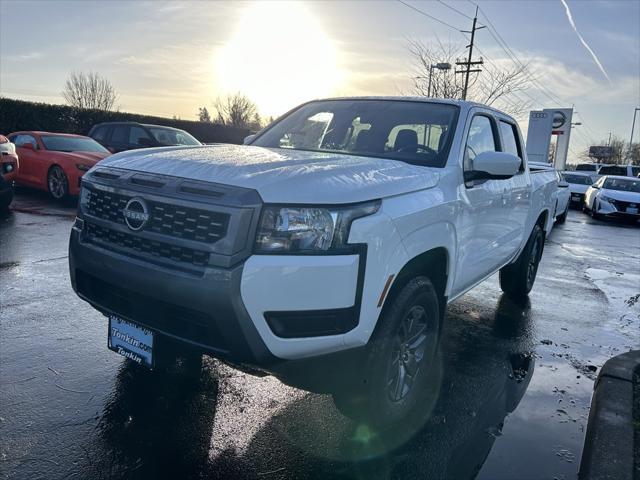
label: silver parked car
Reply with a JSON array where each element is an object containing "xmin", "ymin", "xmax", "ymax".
[{"xmin": 583, "ymin": 175, "xmax": 640, "ymax": 220}]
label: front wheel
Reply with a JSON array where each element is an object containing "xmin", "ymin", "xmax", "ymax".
[
  {"xmin": 332, "ymin": 276, "xmax": 441, "ymax": 430},
  {"xmin": 47, "ymin": 165, "xmax": 69, "ymax": 200},
  {"xmin": 499, "ymin": 224, "xmax": 544, "ymax": 298}
]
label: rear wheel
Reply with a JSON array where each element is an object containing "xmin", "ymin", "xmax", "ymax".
[
  {"xmin": 332, "ymin": 277, "xmax": 440, "ymax": 429},
  {"xmin": 499, "ymin": 224, "xmax": 544, "ymax": 298},
  {"xmin": 556, "ymin": 205, "xmax": 568, "ymax": 224},
  {"xmin": 47, "ymin": 165, "xmax": 69, "ymax": 200}
]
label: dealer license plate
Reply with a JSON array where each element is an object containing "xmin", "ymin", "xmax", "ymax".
[
  {"xmin": 627, "ymin": 206, "xmax": 638, "ymax": 214},
  {"xmin": 571, "ymin": 195, "xmax": 580, "ymax": 201},
  {"xmin": 108, "ymin": 316, "xmax": 154, "ymax": 368}
]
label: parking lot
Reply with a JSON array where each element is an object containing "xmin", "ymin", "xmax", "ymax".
[{"xmin": 0, "ymin": 189, "xmax": 638, "ymax": 480}]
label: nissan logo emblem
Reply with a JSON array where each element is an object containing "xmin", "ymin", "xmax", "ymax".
[
  {"xmin": 122, "ymin": 198, "xmax": 150, "ymax": 231},
  {"xmin": 552, "ymin": 111, "xmax": 567, "ymax": 129}
]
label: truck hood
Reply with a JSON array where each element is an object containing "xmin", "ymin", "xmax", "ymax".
[{"xmin": 98, "ymin": 144, "xmax": 441, "ymax": 203}]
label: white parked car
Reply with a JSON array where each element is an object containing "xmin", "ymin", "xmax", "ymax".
[
  {"xmin": 561, "ymin": 171, "xmax": 594, "ymax": 207},
  {"xmin": 69, "ymin": 97, "xmax": 557, "ymax": 426},
  {"xmin": 597, "ymin": 164, "xmax": 640, "ymax": 178},
  {"xmin": 584, "ymin": 175, "xmax": 640, "ymax": 220},
  {"xmin": 530, "ymin": 162, "xmax": 570, "ymax": 223}
]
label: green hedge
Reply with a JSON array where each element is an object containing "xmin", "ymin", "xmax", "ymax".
[{"xmin": 0, "ymin": 97, "xmax": 249, "ymax": 144}]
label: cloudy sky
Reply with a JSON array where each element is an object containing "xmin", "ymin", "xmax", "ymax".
[{"xmin": 1, "ymin": 0, "xmax": 638, "ymax": 160}]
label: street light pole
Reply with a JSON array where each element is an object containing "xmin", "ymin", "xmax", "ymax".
[
  {"xmin": 427, "ymin": 65, "xmax": 434, "ymax": 98},
  {"xmin": 628, "ymin": 107, "xmax": 640, "ymax": 161}
]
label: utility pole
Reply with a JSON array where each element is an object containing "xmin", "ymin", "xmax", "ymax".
[
  {"xmin": 607, "ymin": 132, "xmax": 612, "ymax": 146},
  {"xmin": 456, "ymin": 7, "xmax": 485, "ymax": 100}
]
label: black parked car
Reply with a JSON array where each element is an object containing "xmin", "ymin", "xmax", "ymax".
[{"xmin": 88, "ymin": 122, "xmax": 201, "ymax": 153}]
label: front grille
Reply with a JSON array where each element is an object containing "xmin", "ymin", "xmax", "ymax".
[
  {"xmin": 86, "ymin": 189, "xmax": 229, "ymax": 243},
  {"xmin": 85, "ymin": 222, "xmax": 210, "ymax": 268},
  {"xmin": 609, "ymin": 199, "xmax": 638, "ymax": 211}
]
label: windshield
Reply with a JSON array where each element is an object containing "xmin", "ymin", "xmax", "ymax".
[
  {"xmin": 602, "ymin": 177, "xmax": 640, "ymax": 192},
  {"xmin": 598, "ymin": 166, "xmax": 627, "ymax": 176},
  {"xmin": 41, "ymin": 136, "xmax": 109, "ymax": 153},
  {"xmin": 147, "ymin": 127, "xmax": 201, "ymax": 146},
  {"xmin": 252, "ymin": 100, "xmax": 460, "ymax": 167},
  {"xmin": 575, "ymin": 164, "xmax": 597, "ymax": 171},
  {"xmin": 563, "ymin": 174, "xmax": 593, "ymax": 185}
]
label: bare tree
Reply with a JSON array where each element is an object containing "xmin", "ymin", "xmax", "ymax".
[
  {"xmin": 214, "ymin": 93, "xmax": 258, "ymax": 129},
  {"xmin": 407, "ymin": 39, "xmax": 532, "ymax": 118},
  {"xmin": 198, "ymin": 107, "xmax": 212, "ymax": 122},
  {"xmin": 579, "ymin": 136, "xmax": 640, "ymax": 165},
  {"xmin": 62, "ymin": 72, "xmax": 118, "ymax": 111}
]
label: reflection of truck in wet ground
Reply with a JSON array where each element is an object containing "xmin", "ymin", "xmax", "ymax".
[{"xmin": 69, "ymin": 97, "xmax": 557, "ymax": 426}]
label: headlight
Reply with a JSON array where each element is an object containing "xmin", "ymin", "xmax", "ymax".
[
  {"xmin": 0, "ymin": 142, "xmax": 16, "ymax": 155},
  {"xmin": 255, "ymin": 201, "xmax": 380, "ymax": 253},
  {"xmin": 599, "ymin": 194, "xmax": 614, "ymax": 203},
  {"xmin": 79, "ymin": 186, "xmax": 90, "ymax": 209},
  {"xmin": 76, "ymin": 163, "xmax": 91, "ymax": 172}
]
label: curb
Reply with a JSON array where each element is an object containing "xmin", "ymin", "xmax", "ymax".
[{"xmin": 578, "ymin": 350, "xmax": 640, "ymax": 480}]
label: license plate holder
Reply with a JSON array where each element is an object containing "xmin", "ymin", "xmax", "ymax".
[
  {"xmin": 108, "ymin": 315, "xmax": 154, "ymax": 369},
  {"xmin": 571, "ymin": 195, "xmax": 580, "ymax": 201},
  {"xmin": 627, "ymin": 207, "xmax": 638, "ymax": 214}
]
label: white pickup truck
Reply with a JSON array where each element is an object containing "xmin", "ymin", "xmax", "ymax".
[{"xmin": 69, "ymin": 97, "xmax": 556, "ymax": 426}]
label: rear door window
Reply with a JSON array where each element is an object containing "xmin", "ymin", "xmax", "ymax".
[
  {"xmin": 129, "ymin": 126, "xmax": 153, "ymax": 146},
  {"xmin": 111, "ymin": 126, "xmax": 129, "ymax": 144},
  {"xmin": 12, "ymin": 134, "xmax": 38, "ymax": 149}
]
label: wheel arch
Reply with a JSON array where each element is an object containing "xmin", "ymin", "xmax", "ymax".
[
  {"xmin": 536, "ymin": 209, "xmax": 551, "ymax": 233},
  {"xmin": 379, "ymin": 247, "xmax": 450, "ymax": 331}
]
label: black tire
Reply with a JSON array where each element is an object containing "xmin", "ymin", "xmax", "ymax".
[
  {"xmin": 332, "ymin": 276, "xmax": 440, "ymax": 429},
  {"xmin": 590, "ymin": 201, "xmax": 600, "ymax": 220},
  {"xmin": 499, "ymin": 223, "xmax": 544, "ymax": 298},
  {"xmin": 556, "ymin": 206, "xmax": 568, "ymax": 224},
  {"xmin": 0, "ymin": 189, "xmax": 13, "ymax": 211},
  {"xmin": 47, "ymin": 165, "xmax": 69, "ymax": 200}
]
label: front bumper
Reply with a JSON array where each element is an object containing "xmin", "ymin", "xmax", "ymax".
[
  {"xmin": 69, "ymin": 226, "xmax": 278, "ymax": 368},
  {"xmin": 595, "ymin": 199, "xmax": 640, "ymax": 219},
  {"xmin": 70, "ymin": 224, "xmax": 364, "ymax": 371}
]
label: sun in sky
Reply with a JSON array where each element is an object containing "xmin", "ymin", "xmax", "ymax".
[{"xmin": 216, "ymin": 1, "xmax": 344, "ymax": 117}]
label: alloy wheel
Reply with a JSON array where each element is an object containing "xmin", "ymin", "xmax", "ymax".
[
  {"xmin": 387, "ymin": 305, "xmax": 430, "ymax": 403},
  {"xmin": 48, "ymin": 167, "xmax": 67, "ymax": 199}
]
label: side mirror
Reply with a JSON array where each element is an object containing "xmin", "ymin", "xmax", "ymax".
[
  {"xmin": 592, "ymin": 185, "xmax": 600, "ymax": 189},
  {"xmin": 20, "ymin": 143, "xmax": 35, "ymax": 151},
  {"xmin": 243, "ymin": 134, "xmax": 256, "ymax": 145},
  {"xmin": 558, "ymin": 181, "xmax": 569, "ymax": 188},
  {"xmin": 466, "ymin": 151, "xmax": 520, "ymax": 182}
]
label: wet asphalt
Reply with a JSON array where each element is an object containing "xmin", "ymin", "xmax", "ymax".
[{"xmin": 0, "ymin": 189, "xmax": 638, "ymax": 480}]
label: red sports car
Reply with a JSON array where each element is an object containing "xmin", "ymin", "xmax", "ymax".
[{"xmin": 7, "ymin": 131, "xmax": 110, "ymax": 199}]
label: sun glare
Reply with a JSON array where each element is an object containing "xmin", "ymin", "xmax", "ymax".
[{"xmin": 217, "ymin": 2, "xmax": 343, "ymax": 117}]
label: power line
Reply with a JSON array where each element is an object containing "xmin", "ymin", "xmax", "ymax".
[
  {"xmin": 435, "ymin": 0, "xmax": 475, "ymax": 21},
  {"xmin": 468, "ymin": 0, "xmax": 600, "ymax": 142},
  {"xmin": 396, "ymin": 0, "xmax": 463, "ymax": 31}
]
